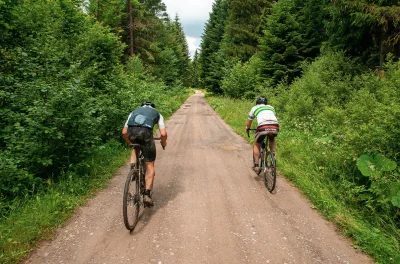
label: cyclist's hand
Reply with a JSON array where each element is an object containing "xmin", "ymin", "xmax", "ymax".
[{"xmin": 161, "ymin": 141, "xmax": 167, "ymax": 149}]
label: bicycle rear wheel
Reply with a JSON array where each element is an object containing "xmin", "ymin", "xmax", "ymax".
[
  {"xmin": 123, "ymin": 165, "xmax": 141, "ymax": 231},
  {"xmin": 263, "ymin": 152, "xmax": 277, "ymax": 192}
]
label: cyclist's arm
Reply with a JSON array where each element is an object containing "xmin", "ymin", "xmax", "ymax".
[
  {"xmin": 246, "ymin": 108, "xmax": 255, "ymax": 130},
  {"xmin": 122, "ymin": 127, "xmax": 130, "ymax": 144},
  {"xmin": 158, "ymin": 114, "xmax": 167, "ymax": 147},
  {"xmin": 122, "ymin": 113, "xmax": 132, "ymax": 144},
  {"xmin": 245, "ymin": 119, "xmax": 253, "ymax": 130}
]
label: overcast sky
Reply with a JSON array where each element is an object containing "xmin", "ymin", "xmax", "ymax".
[{"xmin": 163, "ymin": 0, "xmax": 215, "ymax": 57}]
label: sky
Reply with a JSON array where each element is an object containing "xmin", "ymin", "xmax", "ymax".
[{"xmin": 163, "ymin": 0, "xmax": 215, "ymax": 58}]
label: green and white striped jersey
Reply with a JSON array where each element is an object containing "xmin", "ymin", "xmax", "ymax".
[{"xmin": 248, "ymin": 104, "xmax": 278, "ymax": 126}]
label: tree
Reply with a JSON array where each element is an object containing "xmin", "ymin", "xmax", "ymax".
[
  {"xmin": 190, "ymin": 49, "xmax": 201, "ymax": 87},
  {"xmin": 259, "ymin": 0, "xmax": 327, "ymax": 86},
  {"xmin": 327, "ymin": 0, "xmax": 400, "ymax": 70},
  {"xmin": 172, "ymin": 14, "xmax": 191, "ymax": 86},
  {"xmin": 199, "ymin": 0, "xmax": 229, "ymax": 93},
  {"xmin": 221, "ymin": 0, "xmax": 273, "ymax": 62}
]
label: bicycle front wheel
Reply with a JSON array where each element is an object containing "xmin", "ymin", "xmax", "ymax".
[
  {"xmin": 263, "ymin": 152, "xmax": 277, "ymax": 192},
  {"xmin": 123, "ymin": 167, "xmax": 140, "ymax": 231}
]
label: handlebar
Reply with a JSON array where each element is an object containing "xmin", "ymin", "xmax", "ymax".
[{"xmin": 246, "ymin": 128, "xmax": 257, "ymax": 137}]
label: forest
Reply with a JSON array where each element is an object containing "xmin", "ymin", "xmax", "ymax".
[
  {"xmin": 197, "ymin": 0, "xmax": 400, "ymax": 263},
  {"xmin": 0, "ymin": 0, "xmax": 399, "ymax": 263},
  {"xmin": 0, "ymin": 0, "xmax": 191, "ymax": 262}
]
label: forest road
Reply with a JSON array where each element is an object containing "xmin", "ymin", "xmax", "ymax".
[{"xmin": 26, "ymin": 91, "xmax": 372, "ymax": 264}]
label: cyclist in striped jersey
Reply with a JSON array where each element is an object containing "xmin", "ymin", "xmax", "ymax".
[{"xmin": 245, "ymin": 96, "xmax": 279, "ymax": 173}]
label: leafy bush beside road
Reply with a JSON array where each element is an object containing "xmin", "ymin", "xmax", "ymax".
[{"xmin": 206, "ymin": 53, "xmax": 400, "ymax": 263}]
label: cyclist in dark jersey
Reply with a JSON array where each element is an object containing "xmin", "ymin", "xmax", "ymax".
[{"xmin": 121, "ymin": 101, "xmax": 167, "ymax": 206}]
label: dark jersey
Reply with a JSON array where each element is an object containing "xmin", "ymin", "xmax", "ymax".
[{"xmin": 125, "ymin": 106, "xmax": 162, "ymax": 129}]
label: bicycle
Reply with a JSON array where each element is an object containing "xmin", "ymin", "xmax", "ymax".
[
  {"xmin": 247, "ymin": 129, "xmax": 277, "ymax": 193},
  {"xmin": 123, "ymin": 137, "xmax": 163, "ymax": 231}
]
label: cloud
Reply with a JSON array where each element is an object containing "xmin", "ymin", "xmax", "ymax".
[
  {"xmin": 163, "ymin": 0, "xmax": 214, "ymax": 23},
  {"xmin": 186, "ymin": 36, "xmax": 201, "ymax": 58},
  {"xmin": 163, "ymin": 0, "xmax": 213, "ymax": 58}
]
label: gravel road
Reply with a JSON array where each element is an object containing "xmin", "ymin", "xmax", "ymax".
[{"xmin": 26, "ymin": 91, "xmax": 372, "ymax": 264}]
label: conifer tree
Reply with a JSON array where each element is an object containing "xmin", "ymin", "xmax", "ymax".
[
  {"xmin": 190, "ymin": 49, "xmax": 201, "ymax": 87},
  {"xmin": 221, "ymin": 0, "xmax": 273, "ymax": 62},
  {"xmin": 259, "ymin": 0, "xmax": 327, "ymax": 86},
  {"xmin": 172, "ymin": 14, "xmax": 191, "ymax": 86},
  {"xmin": 327, "ymin": 0, "xmax": 400, "ymax": 70},
  {"xmin": 199, "ymin": 0, "xmax": 229, "ymax": 93}
]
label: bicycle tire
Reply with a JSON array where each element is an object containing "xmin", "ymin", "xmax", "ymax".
[
  {"xmin": 123, "ymin": 164, "xmax": 141, "ymax": 231},
  {"xmin": 263, "ymin": 151, "xmax": 277, "ymax": 192}
]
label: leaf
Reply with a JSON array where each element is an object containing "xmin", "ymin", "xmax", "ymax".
[
  {"xmin": 357, "ymin": 153, "xmax": 397, "ymax": 177},
  {"xmin": 374, "ymin": 153, "xmax": 397, "ymax": 172},
  {"xmin": 391, "ymin": 191, "xmax": 400, "ymax": 208},
  {"xmin": 357, "ymin": 154, "xmax": 378, "ymax": 177}
]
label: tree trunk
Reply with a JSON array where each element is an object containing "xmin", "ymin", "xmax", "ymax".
[
  {"xmin": 379, "ymin": 38, "xmax": 385, "ymax": 72},
  {"xmin": 128, "ymin": 0, "xmax": 134, "ymax": 56},
  {"xmin": 96, "ymin": 0, "xmax": 100, "ymax": 20}
]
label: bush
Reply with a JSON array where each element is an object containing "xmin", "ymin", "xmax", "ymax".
[
  {"xmin": 275, "ymin": 52, "xmax": 400, "ymax": 224},
  {"xmin": 221, "ymin": 56, "xmax": 263, "ymax": 99}
]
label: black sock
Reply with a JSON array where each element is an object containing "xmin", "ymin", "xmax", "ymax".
[
  {"xmin": 144, "ymin": 189, "xmax": 151, "ymax": 197},
  {"xmin": 254, "ymin": 163, "xmax": 259, "ymax": 167},
  {"xmin": 130, "ymin": 163, "xmax": 135, "ymax": 170}
]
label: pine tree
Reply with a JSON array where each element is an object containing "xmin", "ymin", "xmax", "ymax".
[
  {"xmin": 259, "ymin": 0, "xmax": 327, "ymax": 86},
  {"xmin": 190, "ymin": 49, "xmax": 201, "ymax": 87},
  {"xmin": 327, "ymin": 0, "xmax": 400, "ymax": 70},
  {"xmin": 221, "ymin": 0, "xmax": 273, "ymax": 62},
  {"xmin": 172, "ymin": 14, "xmax": 191, "ymax": 86},
  {"xmin": 199, "ymin": 0, "xmax": 229, "ymax": 93}
]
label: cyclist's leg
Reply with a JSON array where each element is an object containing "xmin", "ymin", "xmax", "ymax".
[
  {"xmin": 253, "ymin": 143, "xmax": 261, "ymax": 165},
  {"xmin": 141, "ymin": 130, "xmax": 156, "ymax": 206},
  {"xmin": 145, "ymin": 161, "xmax": 155, "ymax": 190},
  {"xmin": 128, "ymin": 127, "xmax": 141, "ymax": 169},
  {"xmin": 268, "ymin": 134, "xmax": 277, "ymax": 153},
  {"xmin": 254, "ymin": 133, "xmax": 266, "ymax": 165},
  {"xmin": 130, "ymin": 149, "xmax": 137, "ymax": 168}
]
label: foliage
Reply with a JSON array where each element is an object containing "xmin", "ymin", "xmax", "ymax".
[
  {"xmin": 259, "ymin": 0, "xmax": 327, "ymax": 86},
  {"xmin": 0, "ymin": 0, "xmax": 188, "ymax": 204},
  {"xmin": 221, "ymin": 56, "xmax": 263, "ymax": 99},
  {"xmin": 190, "ymin": 49, "xmax": 201, "ymax": 87},
  {"xmin": 86, "ymin": 0, "xmax": 190, "ymax": 86},
  {"xmin": 199, "ymin": 0, "xmax": 229, "ymax": 93},
  {"xmin": 221, "ymin": 0, "xmax": 273, "ymax": 62},
  {"xmin": 206, "ymin": 95, "xmax": 400, "ymax": 263},
  {"xmin": 326, "ymin": 0, "xmax": 400, "ymax": 68}
]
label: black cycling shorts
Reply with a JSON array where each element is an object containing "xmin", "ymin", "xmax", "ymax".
[{"xmin": 127, "ymin": 127, "xmax": 156, "ymax": 162}]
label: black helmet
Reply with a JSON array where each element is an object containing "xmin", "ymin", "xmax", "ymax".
[
  {"xmin": 141, "ymin": 101, "xmax": 156, "ymax": 108},
  {"xmin": 256, "ymin": 96, "xmax": 267, "ymax": 105}
]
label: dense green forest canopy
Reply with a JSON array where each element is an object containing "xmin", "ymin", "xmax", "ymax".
[{"xmin": 0, "ymin": 0, "xmax": 192, "ymax": 205}]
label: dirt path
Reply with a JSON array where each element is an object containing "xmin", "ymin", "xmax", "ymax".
[{"xmin": 26, "ymin": 92, "xmax": 372, "ymax": 264}]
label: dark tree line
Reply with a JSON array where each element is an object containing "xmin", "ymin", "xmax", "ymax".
[{"xmin": 198, "ymin": 0, "xmax": 400, "ymax": 93}]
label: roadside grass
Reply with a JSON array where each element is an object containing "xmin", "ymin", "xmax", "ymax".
[
  {"xmin": 0, "ymin": 90, "xmax": 192, "ymax": 264},
  {"xmin": 0, "ymin": 140, "xmax": 129, "ymax": 264},
  {"xmin": 207, "ymin": 95, "xmax": 400, "ymax": 264}
]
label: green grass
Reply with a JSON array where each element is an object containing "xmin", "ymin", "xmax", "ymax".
[
  {"xmin": 207, "ymin": 95, "xmax": 400, "ymax": 264},
  {"xmin": 0, "ymin": 140, "xmax": 129, "ymax": 264},
  {"xmin": 0, "ymin": 90, "xmax": 192, "ymax": 264}
]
